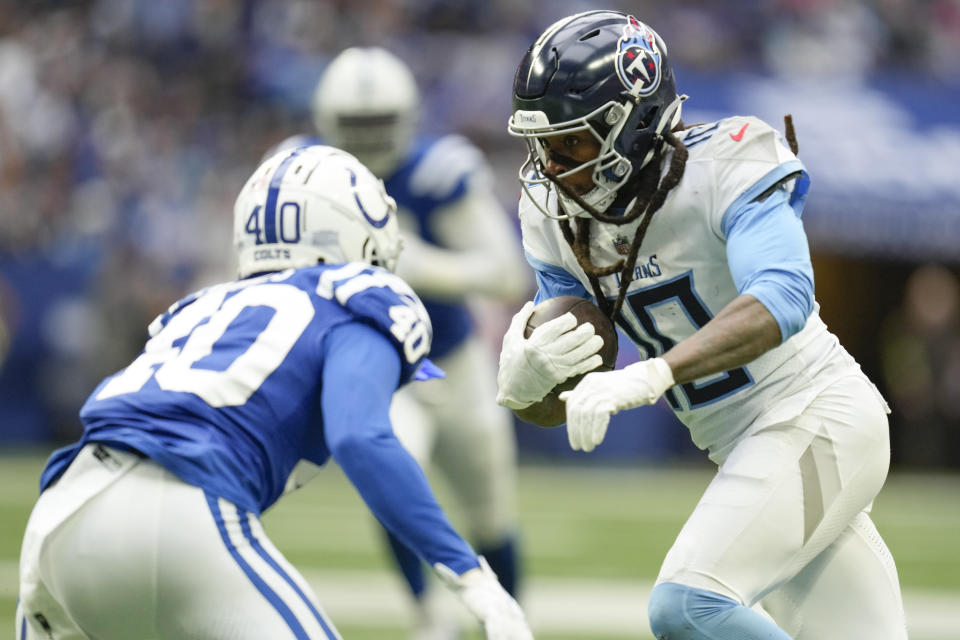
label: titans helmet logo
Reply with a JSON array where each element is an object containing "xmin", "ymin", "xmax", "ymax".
[{"xmin": 615, "ymin": 16, "xmax": 663, "ymax": 97}]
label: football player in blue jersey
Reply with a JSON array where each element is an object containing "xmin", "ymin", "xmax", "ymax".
[
  {"xmin": 495, "ymin": 10, "xmax": 907, "ymax": 640},
  {"xmin": 310, "ymin": 47, "xmax": 532, "ymax": 640},
  {"xmin": 16, "ymin": 145, "xmax": 533, "ymax": 640}
]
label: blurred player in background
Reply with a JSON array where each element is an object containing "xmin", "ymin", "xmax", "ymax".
[
  {"xmin": 16, "ymin": 146, "xmax": 533, "ymax": 640},
  {"xmin": 310, "ymin": 47, "xmax": 531, "ymax": 639},
  {"xmin": 496, "ymin": 10, "xmax": 906, "ymax": 640}
]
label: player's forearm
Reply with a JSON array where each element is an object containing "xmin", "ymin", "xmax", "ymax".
[
  {"xmin": 396, "ymin": 235, "xmax": 525, "ymax": 302},
  {"xmin": 662, "ymin": 294, "xmax": 780, "ymax": 385},
  {"xmin": 333, "ymin": 432, "xmax": 479, "ymax": 574},
  {"xmin": 418, "ymin": 191, "xmax": 532, "ymax": 302}
]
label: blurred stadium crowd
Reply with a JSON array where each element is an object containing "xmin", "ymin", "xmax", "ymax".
[{"xmin": 1, "ymin": 0, "xmax": 959, "ymax": 465}]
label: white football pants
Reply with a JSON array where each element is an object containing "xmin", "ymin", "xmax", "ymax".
[
  {"xmin": 656, "ymin": 374, "xmax": 907, "ymax": 639},
  {"xmin": 17, "ymin": 444, "xmax": 340, "ymax": 640},
  {"xmin": 390, "ymin": 335, "xmax": 518, "ymax": 545}
]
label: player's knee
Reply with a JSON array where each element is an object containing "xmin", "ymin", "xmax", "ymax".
[{"xmin": 648, "ymin": 582, "xmax": 738, "ymax": 639}]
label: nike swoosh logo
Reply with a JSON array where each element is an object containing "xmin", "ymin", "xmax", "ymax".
[{"xmin": 729, "ymin": 122, "xmax": 750, "ymax": 141}]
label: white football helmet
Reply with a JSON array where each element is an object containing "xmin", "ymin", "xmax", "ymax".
[
  {"xmin": 312, "ymin": 47, "xmax": 419, "ymax": 178},
  {"xmin": 234, "ymin": 145, "xmax": 401, "ymax": 277}
]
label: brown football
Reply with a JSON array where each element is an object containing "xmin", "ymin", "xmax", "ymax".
[{"xmin": 523, "ymin": 296, "xmax": 619, "ymax": 393}]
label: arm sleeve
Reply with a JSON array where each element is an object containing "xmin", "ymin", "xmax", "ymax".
[
  {"xmin": 320, "ymin": 321, "xmax": 478, "ymax": 574},
  {"xmin": 723, "ymin": 187, "xmax": 815, "ymax": 342},
  {"xmin": 395, "ymin": 187, "xmax": 533, "ymax": 304},
  {"xmin": 524, "ymin": 251, "xmax": 591, "ymax": 303},
  {"xmin": 393, "ymin": 135, "xmax": 532, "ymax": 303}
]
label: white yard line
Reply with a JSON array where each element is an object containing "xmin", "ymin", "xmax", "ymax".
[{"xmin": 2, "ymin": 562, "xmax": 958, "ymax": 638}]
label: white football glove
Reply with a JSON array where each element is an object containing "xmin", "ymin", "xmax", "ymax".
[
  {"xmin": 559, "ymin": 358, "xmax": 674, "ymax": 452},
  {"xmin": 496, "ymin": 301, "xmax": 605, "ymax": 410},
  {"xmin": 434, "ymin": 557, "xmax": 534, "ymax": 640}
]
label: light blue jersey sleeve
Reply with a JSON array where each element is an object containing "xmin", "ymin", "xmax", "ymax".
[
  {"xmin": 320, "ymin": 321, "xmax": 479, "ymax": 575},
  {"xmin": 525, "ymin": 251, "xmax": 591, "ymax": 303},
  {"xmin": 722, "ymin": 184, "xmax": 814, "ymax": 343}
]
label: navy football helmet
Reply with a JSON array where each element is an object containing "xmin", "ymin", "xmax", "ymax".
[{"xmin": 508, "ymin": 11, "xmax": 685, "ymax": 219}]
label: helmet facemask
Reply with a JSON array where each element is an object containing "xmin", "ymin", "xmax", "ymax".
[
  {"xmin": 510, "ymin": 101, "xmax": 632, "ymax": 220},
  {"xmin": 323, "ymin": 111, "xmax": 416, "ymax": 178},
  {"xmin": 509, "ymin": 93, "xmax": 685, "ymax": 222}
]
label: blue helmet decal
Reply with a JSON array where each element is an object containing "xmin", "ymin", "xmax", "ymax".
[
  {"xmin": 615, "ymin": 16, "xmax": 663, "ymax": 96},
  {"xmin": 348, "ymin": 168, "xmax": 390, "ymax": 228},
  {"xmin": 264, "ymin": 147, "xmax": 307, "ymax": 243}
]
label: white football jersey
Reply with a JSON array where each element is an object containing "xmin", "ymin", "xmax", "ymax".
[{"xmin": 520, "ymin": 116, "xmax": 877, "ymax": 461}]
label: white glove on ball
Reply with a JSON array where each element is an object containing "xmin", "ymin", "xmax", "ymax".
[
  {"xmin": 559, "ymin": 357, "xmax": 675, "ymax": 452},
  {"xmin": 496, "ymin": 301, "xmax": 605, "ymax": 410},
  {"xmin": 434, "ymin": 557, "xmax": 534, "ymax": 640}
]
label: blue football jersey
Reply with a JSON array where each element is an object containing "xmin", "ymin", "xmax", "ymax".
[
  {"xmin": 40, "ymin": 264, "xmax": 433, "ymax": 514},
  {"xmin": 385, "ymin": 134, "xmax": 483, "ymax": 358}
]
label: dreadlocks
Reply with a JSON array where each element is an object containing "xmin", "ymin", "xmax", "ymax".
[
  {"xmin": 784, "ymin": 114, "xmax": 799, "ymax": 155},
  {"xmin": 548, "ymin": 128, "xmax": 689, "ymax": 322}
]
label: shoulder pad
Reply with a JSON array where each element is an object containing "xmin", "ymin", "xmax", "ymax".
[
  {"xmin": 147, "ymin": 287, "xmax": 209, "ymax": 337},
  {"xmin": 703, "ymin": 116, "xmax": 796, "ymax": 164},
  {"xmin": 517, "ymin": 186, "xmax": 573, "ymax": 273},
  {"xmin": 679, "ymin": 121, "xmax": 722, "ymax": 149},
  {"xmin": 681, "ymin": 117, "xmax": 805, "ymax": 232},
  {"xmin": 408, "ymin": 135, "xmax": 486, "ymax": 201},
  {"xmin": 314, "ymin": 264, "xmax": 432, "ymax": 379},
  {"xmin": 517, "ymin": 180, "xmax": 556, "ymax": 223}
]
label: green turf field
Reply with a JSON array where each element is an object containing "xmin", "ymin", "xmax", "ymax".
[{"xmin": 2, "ymin": 451, "xmax": 958, "ymax": 638}]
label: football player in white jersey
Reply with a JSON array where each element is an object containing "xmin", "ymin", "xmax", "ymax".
[
  {"xmin": 496, "ymin": 10, "xmax": 906, "ymax": 640},
  {"xmin": 16, "ymin": 145, "xmax": 533, "ymax": 640},
  {"xmin": 311, "ymin": 47, "xmax": 531, "ymax": 639}
]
